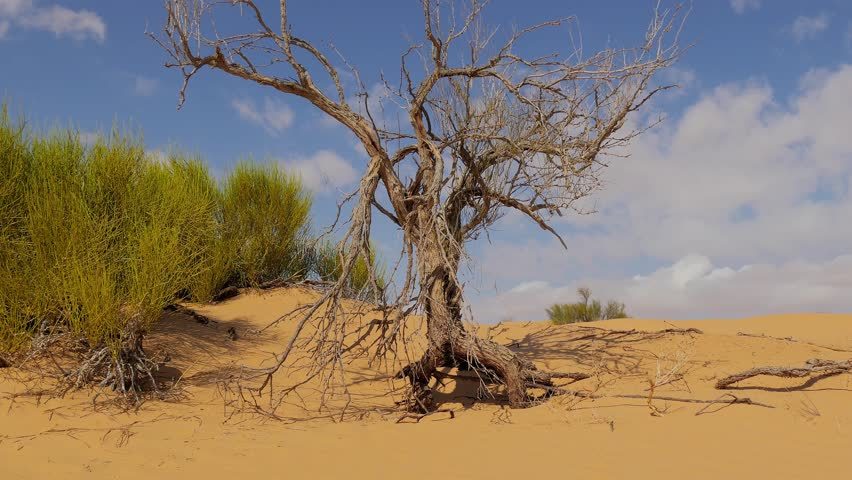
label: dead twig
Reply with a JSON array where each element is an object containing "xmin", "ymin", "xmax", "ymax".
[
  {"xmin": 736, "ymin": 332, "xmax": 852, "ymax": 353},
  {"xmin": 694, "ymin": 393, "xmax": 770, "ymax": 416},
  {"xmin": 554, "ymin": 389, "xmax": 774, "ymax": 411}
]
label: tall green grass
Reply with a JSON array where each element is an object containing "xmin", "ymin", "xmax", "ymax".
[
  {"xmin": 314, "ymin": 241, "xmax": 386, "ymax": 300},
  {"xmin": 219, "ymin": 162, "xmax": 312, "ymax": 287},
  {"xmin": 0, "ymin": 110, "xmax": 318, "ymax": 360},
  {"xmin": 0, "ymin": 108, "xmax": 386, "ymax": 382},
  {"xmin": 0, "ymin": 112, "xmax": 225, "ymax": 355}
]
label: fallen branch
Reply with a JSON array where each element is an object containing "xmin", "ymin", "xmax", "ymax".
[
  {"xmin": 694, "ymin": 393, "xmax": 769, "ymax": 416},
  {"xmin": 736, "ymin": 332, "xmax": 852, "ymax": 353},
  {"xmin": 612, "ymin": 392, "xmax": 771, "ymax": 408},
  {"xmin": 163, "ymin": 304, "xmax": 215, "ymax": 326},
  {"xmin": 560, "ymin": 389, "xmax": 773, "ymax": 410},
  {"xmin": 396, "ymin": 409, "xmax": 455, "ymax": 423},
  {"xmin": 211, "ymin": 286, "xmax": 240, "ymax": 302},
  {"xmin": 659, "ymin": 327, "xmax": 704, "ymax": 335},
  {"xmin": 574, "ymin": 325, "xmax": 703, "ymax": 336},
  {"xmin": 715, "ymin": 358, "xmax": 852, "ymax": 390}
]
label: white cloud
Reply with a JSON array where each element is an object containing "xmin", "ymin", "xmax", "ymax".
[
  {"xmin": 580, "ymin": 65, "xmax": 852, "ymax": 263},
  {"xmin": 0, "ymin": 1, "xmax": 104, "ymax": 42},
  {"xmin": 661, "ymin": 67, "xmax": 697, "ymax": 95},
  {"xmin": 0, "ymin": 0, "xmax": 31, "ymax": 17},
  {"xmin": 471, "ymin": 65, "xmax": 852, "ymax": 321},
  {"xmin": 730, "ymin": 0, "xmax": 760, "ymax": 14},
  {"xmin": 279, "ymin": 150, "xmax": 359, "ymax": 193},
  {"xmin": 509, "ymin": 281, "xmax": 550, "ymax": 294},
  {"xmin": 231, "ymin": 98, "xmax": 295, "ymax": 135},
  {"xmin": 472, "ymin": 254, "xmax": 852, "ymax": 321},
  {"xmin": 133, "ymin": 76, "xmax": 158, "ymax": 97},
  {"xmin": 790, "ymin": 13, "xmax": 830, "ymax": 42}
]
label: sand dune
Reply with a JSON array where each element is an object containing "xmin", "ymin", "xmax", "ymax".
[{"xmin": 2, "ymin": 287, "xmax": 851, "ymax": 479}]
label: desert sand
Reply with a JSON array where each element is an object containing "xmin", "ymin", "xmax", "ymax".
[{"xmin": 2, "ymin": 287, "xmax": 851, "ymax": 479}]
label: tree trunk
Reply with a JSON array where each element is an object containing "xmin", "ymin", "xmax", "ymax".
[{"xmin": 399, "ymin": 243, "xmax": 555, "ymax": 411}]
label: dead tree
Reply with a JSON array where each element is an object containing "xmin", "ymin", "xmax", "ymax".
[{"xmin": 153, "ymin": 0, "xmax": 683, "ymax": 411}]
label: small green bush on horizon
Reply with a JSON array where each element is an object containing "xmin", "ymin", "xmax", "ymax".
[{"xmin": 547, "ymin": 287, "xmax": 628, "ymax": 325}]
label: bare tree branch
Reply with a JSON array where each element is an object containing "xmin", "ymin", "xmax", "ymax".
[{"xmin": 154, "ymin": 0, "xmax": 684, "ymax": 413}]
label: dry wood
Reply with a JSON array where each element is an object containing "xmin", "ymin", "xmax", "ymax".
[
  {"xmin": 562, "ymin": 389, "xmax": 773, "ymax": 410},
  {"xmin": 574, "ymin": 325, "xmax": 702, "ymax": 335},
  {"xmin": 153, "ymin": 0, "xmax": 684, "ymax": 413},
  {"xmin": 0, "ymin": 355, "xmax": 9, "ymax": 368},
  {"xmin": 715, "ymin": 358, "xmax": 852, "ymax": 390}
]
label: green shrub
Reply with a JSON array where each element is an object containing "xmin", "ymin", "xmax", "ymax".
[
  {"xmin": 547, "ymin": 287, "xmax": 628, "ymax": 324},
  {"xmin": 314, "ymin": 241, "xmax": 386, "ymax": 300},
  {"xmin": 0, "ymin": 115, "xmax": 222, "ymax": 356},
  {"xmin": 215, "ymin": 162, "xmax": 312, "ymax": 290},
  {"xmin": 0, "ymin": 107, "xmax": 380, "ymax": 391}
]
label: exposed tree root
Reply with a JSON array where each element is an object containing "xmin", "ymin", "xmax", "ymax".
[
  {"xmin": 715, "ymin": 358, "xmax": 852, "ymax": 390},
  {"xmin": 397, "ymin": 334, "xmax": 590, "ymax": 412},
  {"xmin": 67, "ymin": 330, "xmax": 161, "ymax": 402}
]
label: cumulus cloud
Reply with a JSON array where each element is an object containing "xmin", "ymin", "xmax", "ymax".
[
  {"xmin": 133, "ymin": 76, "xmax": 158, "ymax": 97},
  {"xmin": 790, "ymin": 13, "xmax": 830, "ymax": 42},
  {"xmin": 660, "ymin": 67, "xmax": 697, "ymax": 97},
  {"xmin": 0, "ymin": 0, "xmax": 31, "ymax": 16},
  {"xmin": 0, "ymin": 1, "xmax": 105, "ymax": 42},
  {"xmin": 471, "ymin": 65, "xmax": 852, "ymax": 321},
  {"xmin": 574, "ymin": 65, "xmax": 852, "ymax": 263},
  {"xmin": 730, "ymin": 0, "xmax": 760, "ymax": 14},
  {"xmin": 472, "ymin": 254, "xmax": 852, "ymax": 321},
  {"xmin": 231, "ymin": 98, "xmax": 295, "ymax": 135},
  {"xmin": 279, "ymin": 150, "xmax": 358, "ymax": 193}
]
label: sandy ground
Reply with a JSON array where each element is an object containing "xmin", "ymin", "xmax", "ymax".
[{"xmin": 2, "ymin": 287, "xmax": 851, "ymax": 479}]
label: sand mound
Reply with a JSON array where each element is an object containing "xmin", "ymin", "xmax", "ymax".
[{"xmin": 2, "ymin": 287, "xmax": 851, "ymax": 479}]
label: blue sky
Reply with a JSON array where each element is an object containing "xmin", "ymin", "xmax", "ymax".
[{"xmin": 3, "ymin": 0, "xmax": 852, "ymax": 321}]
